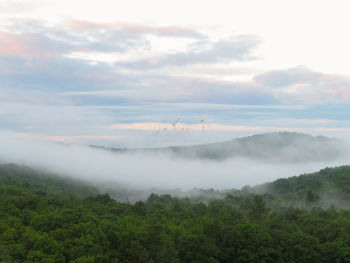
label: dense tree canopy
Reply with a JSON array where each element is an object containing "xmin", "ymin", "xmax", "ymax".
[{"xmin": 2, "ymin": 164, "xmax": 350, "ymax": 262}]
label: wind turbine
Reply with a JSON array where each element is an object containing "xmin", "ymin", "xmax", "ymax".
[
  {"xmin": 171, "ymin": 119, "xmax": 180, "ymax": 145},
  {"xmin": 171, "ymin": 119, "xmax": 179, "ymax": 131},
  {"xmin": 162, "ymin": 125, "xmax": 168, "ymax": 146},
  {"xmin": 199, "ymin": 116, "xmax": 211, "ymax": 135},
  {"xmin": 154, "ymin": 124, "xmax": 162, "ymax": 146}
]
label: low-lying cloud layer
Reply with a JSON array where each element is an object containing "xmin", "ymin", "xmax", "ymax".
[{"xmin": 1, "ymin": 132, "xmax": 349, "ymax": 193}]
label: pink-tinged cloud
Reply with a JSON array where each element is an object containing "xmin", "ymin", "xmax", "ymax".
[
  {"xmin": 66, "ymin": 19, "xmax": 203, "ymax": 38},
  {"xmin": 67, "ymin": 20, "xmax": 120, "ymax": 31},
  {"xmin": 0, "ymin": 32, "xmax": 64, "ymax": 58}
]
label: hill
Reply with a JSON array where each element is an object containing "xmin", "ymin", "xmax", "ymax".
[
  {"xmin": 258, "ymin": 165, "xmax": 350, "ymax": 209},
  {"xmin": 106, "ymin": 132, "xmax": 348, "ymax": 162},
  {"xmin": 166, "ymin": 132, "xmax": 347, "ymax": 162},
  {"xmin": 0, "ymin": 163, "xmax": 98, "ymax": 197}
]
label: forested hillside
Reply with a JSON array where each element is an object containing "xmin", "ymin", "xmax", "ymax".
[
  {"xmin": 259, "ymin": 165, "xmax": 350, "ymax": 209},
  {"xmin": 2, "ymin": 163, "xmax": 350, "ymax": 262},
  {"xmin": 0, "ymin": 164, "xmax": 98, "ymax": 197}
]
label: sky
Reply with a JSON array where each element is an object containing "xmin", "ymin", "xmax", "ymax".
[{"xmin": 1, "ymin": 0, "xmax": 350, "ymax": 147}]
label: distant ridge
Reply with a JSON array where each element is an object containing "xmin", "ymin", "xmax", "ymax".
[{"xmin": 107, "ymin": 132, "xmax": 348, "ymax": 162}]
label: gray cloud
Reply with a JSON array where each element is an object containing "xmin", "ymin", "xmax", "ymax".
[
  {"xmin": 0, "ymin": 54, "xmax": 137, "ymax": 93},
  {"xmin": 254, "ymin": 67, "xmax": 324, "ymax": 87},
  {"xmin": 254, "ymin": 67, "xmax": 350, "ymax": 103},
  {"xmin": 120, "ymin": 35, "xmax": 260, "ymax": 69},
  {"xmin": 60, "ymin": 73, "xmax": 277, "ymax": 106}
]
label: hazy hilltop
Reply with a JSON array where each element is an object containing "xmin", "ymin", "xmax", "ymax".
[
  {"xmin": 168, "ymin": 132, "xmax": 347, "ymax": 162},
  {"xmin": 114, "ymin": 132, "xmax": 348, "ymax": 163}
]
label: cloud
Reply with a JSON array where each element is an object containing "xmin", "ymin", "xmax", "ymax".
[
  {"xmin": 2, "ymin": 96, "xmax": 350, "ymax": 148},
  {"xmin": 255, "ymin": 67, "xmax": 326, "ymax": 87},
  {"xmin": 66, "ymin": 19, "xmax": 205, "ymax": 39},
  {"xmin": 120, "ymin": 35, "xmax": 260, "ymax": 69},
  {"xmin": 0, "ymin": 28, "xmax": 128, "ymax": 58},
  {"xmin": 0, "ymin": 0, "xmax": 48, "ymax": 14},
  {"xmin": 3, "ymin": 21, "xmax": 341, "ymax": 106},
  {"xmin": 254, "ymin": 67, "xmax": 350, "ymax": 103},
  {"xmin": 0, "ymin": 101, "xmax": 115, "ymax": 134},
  {"xmin": 60, "ymin": 74, "xmax": 277, "ymax": 106},
  {"xmin": 0, "ymin": 31, "xmax": 71, "ymax": 57},
  {"xmin": 1, "ymin": 17, "xmax": 350, "ymax": 147},
  {"xmin": 0, "ymin": 54, "xmax": 136, "ymax": 94},
  {"xmin": 0, "ymin": 20, "xmax": 263, "ymax": 104}
]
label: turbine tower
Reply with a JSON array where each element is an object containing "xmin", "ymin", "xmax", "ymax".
[
  {"xmin": 199, "ymin": 116, "xmax": 211, "ymax": 135},
  {"xmin": 171, "ymin": 119, "xmax": 179, "ymax": 131},
  {"xmin": 154, "ymin": 124, "xmax": 162, "ymax": 146},
  {"xmin": 171, "ymin": 119, "xmax": 180, "ymax": 145},
  {"xmin": 162, "ymin": 125, "xmax": 168, "ymax": 146}
]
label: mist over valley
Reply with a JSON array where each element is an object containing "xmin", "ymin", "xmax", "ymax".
[{"xmin": 1, "ymin": 132, "xmax": 349, "ymax": 198}]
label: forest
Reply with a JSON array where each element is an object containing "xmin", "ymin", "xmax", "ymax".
[{"xmin": 2, "ymin": 164, "xmax": 350, "ymax": 262}]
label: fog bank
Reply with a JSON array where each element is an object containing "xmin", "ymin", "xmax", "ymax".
[{"xmin": 1, "ymin": 132, "xmax": 350, "ymax": 191}]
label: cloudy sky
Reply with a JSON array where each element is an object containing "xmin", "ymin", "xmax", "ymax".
[{"xmin": 1, "ymin": 0, "xmax": 350, "ymax": 147}]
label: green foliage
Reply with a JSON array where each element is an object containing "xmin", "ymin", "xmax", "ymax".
[
  {"xmin": 0, "ymin": 163, "xmax": 98, "ymax": 197},
  {"xmin": 2, "ymin": 163, "xmax": 350, "ymax": 262},
  {"xmin": 248, "ymin": 195, "xmax": 270, "ymax": 219},
  {"xmin": 258, "ymin": 165, "xmax": 350, "ymax": 209}
]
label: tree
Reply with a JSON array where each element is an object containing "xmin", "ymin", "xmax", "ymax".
[{"xmin": 248, "ymin": 195, "xmax": 269, "ymax": 220}]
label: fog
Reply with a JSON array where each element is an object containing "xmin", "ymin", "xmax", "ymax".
[{"xmin": 1, "ymin": 132, "xmax": 350, "ymax": 194}]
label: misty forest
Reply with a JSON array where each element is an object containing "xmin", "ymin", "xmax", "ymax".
[
  {"xmin": 2, "ymin": 133, "xmax": 350, "ymax": 262},
  {"xmin": 3, "ymin": 0, "xmax": 350, "ymax": 262}
]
